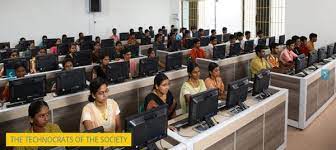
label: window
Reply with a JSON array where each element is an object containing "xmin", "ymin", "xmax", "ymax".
[{"xmin": 256, "ymin": 0, "xmax": 270, "ymax": 36}]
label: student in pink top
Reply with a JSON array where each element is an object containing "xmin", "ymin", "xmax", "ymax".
[
  {"xmin": 121, "ymin": 48, "xmax": 137, "ymax": 78},
  {"xmin": 280, "ymin": 39, "xmax": 298, "ymax": 67},
  {"xmin": 111, "ymin": 28, "xmax": 120, "ymax": 42},
  {"xmin": 50, "ymin": 38, "xmax": 61, "ymax": 54}
]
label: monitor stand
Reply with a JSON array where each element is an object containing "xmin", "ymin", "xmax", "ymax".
[
  {"xmin": 193, "ymin": 117, "xmax": 216, "ymax": 132},
  {"xmin": 238, "ymin": 101, "xmax": 248, "ymax": 110}
]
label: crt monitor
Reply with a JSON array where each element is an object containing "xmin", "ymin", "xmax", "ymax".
[
  {"xmin": 139, "ymin": 57, "xmax": 159, "ymax": 77},
  {"xmin": 268, "ymin": 36, "xmax": 276, "ymax": 46},
  {"xmin": 307, "ymin": 51, "xmax": 318, "ymax": 67},
  {"xmin": 83, "ymin": 35, "xmax": 93, "ymax": 42},
  {"xmin": 101, "ymin": 39, "xmax": 114, "ymax": 48},
  {"xmin": 120, "ymin": 32, "xmax": 130, "ymax": 41},
  {"xmin": 125, "ymin": 104, "xmax": 168, "ymax": 150},
  {"xmin": 56, "ymin": 68, "xmax": 87, "ymax": 96},
  {"xmin": 36, "ymin": 54, "xmax": 59, "ymax": 72},
  {"xmin": 318, "ymin": 47, "xmax": 327, "ymax": 62},
  {"xmin": 244, "ymin": 40, "xmax": 254, "ymax": 53},
  {"xmin": 200, "ymin": 36, "xmax": 210, "ymax": 47},
  {"xmin": 279, "ymin": 35, "xmax": 285, "ymax": 45},
  {"xmin": 226, "ymin": 77, "xmax": 249, "ymax": 109},
  {"xmin": 3, "ymin": 57, "xmax": 29, "ymax": 78},
  {"xmin": 0, "ymin": 42, "xmax": 10, "ymax": 49},
  {"xmin": 252, "ymin": 70, "xmax": 271, "ymax": 96},
  {"xmin": 229, "ymin": 43, "xmax": 241, "ymax": 57},
  {"xmin": 327, "ymin": 44, "xmax": 334, "ymax": 58},
  {"xmin": 106, "ymin": 61, "xmax": 130, "ymax": 84},
  {"xmin": 216, "ymin": 34, "xmax": 223, "ymax": 44},
  {"xmin": 165, "ymin": 52, "xmax": 183, "ymax": 71},
  {"xmin": 192, "ymin": 31, "xmax": 199, "ymax": 38},
  {"xmin": 257, "ymin": 38, "xmax": 266, "ymax": 46},
  {"xmin": 213, "ymin": 44, "xmax": 226, "ymax": 60},
  {"xmin": 46, "ymin": 39, "xmax": 58, "ymax": 49},
  {"xmin": 188, "ymin": 88, "xmax": 219, "ymax": 126},
  {"xmin": 62, "ymin": 37, "xmax": 75, "ymax": 44},
  {"xmin": 74, "ymin": 50, "xmax": 92, "ymax": 67},
  {"xmin": 57, "ymin": 43, "xmax": 69, "ymax": 55},
  {"xmin": 294, "ymin": 54, "xmax": 306, "ymax": 74},
  {"xmin": 9, "ymin": 75, "xmax": 46, "ymax": 104}
]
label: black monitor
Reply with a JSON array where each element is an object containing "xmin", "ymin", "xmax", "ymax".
[
  {"xmin": 268, "ymin": 36, "xmax": 276, "ymax": 46},
  {"xmin": 139, "ymin": 57, "xmax": 159, "ymax": 77},
  {"xmin": 188, "ymin": 89, "xmax": 219, "ymax": 126},
  {"xmin": 226, "ymin": 77, "xmax": 249, "ymax": 109},
  {"xmin": 74, "ymin": 50, "xmax": 92, "ymax": 66},
  {"xmin": 0, "ymin": 49, "xmax": 14, "ymax": 61},
  {"xmin": 307, "ymin": 51, "xmax": 318, "ymax": 67},
  {"xmin": 186, "ymin": 38, "xmax": 195, "ymax": 49},
  {"xmin": 56, "ymin": 68, "xmax": 87, "ymax": 96},
  {"xmin": 36, "ymin": 54, "xmax": 59, "ymax": 72},
  {"xmin": 83, "ymin": 35, "xmax": 93, "ymax": 42},
  {"xmin": 106, "ymin": 61, "xmax": 130, "ymax": 84},
  {"xmin": 229, "ymin": 43, "xmax": 241, "ymax": 57},
  {"xmin": 257, "ymin": 38, "xmax": 266, "ymax": 46},
  {"xmin": 46, "ymin": 39, "xmax": 58, "ymax": 49},
  {"xmin": 62, "ymin": 37, "xmax": 74, "ymax": 44},
  {"xmin": 244, "ymin": 40, "xmax": 254, "ymax": 53},
  {"xmin": 135, "ymin": 32, "xmax": 143, "ymax": 39},
  {"xmin": 222, "ymin": 34, "xmax": 230, "ymax": 43},
  {"xmin": 204, "ymin": 29, "xmax": 210, "ymax": 36},
  {"xmin": 101, "ymin": 39, "xmax": 114, "ymax": 48},
  {"xmin": 318, "ymin": 47, "xmax": 327, "ymax": 62},
  {"xmin": 127, "ymin": 45, "xmax": 140, "ymax": 58},
  {"xmin": 294, "ymin": 54, "xmax": 306, "ymax": 74},
  {"xmin": 200, "ymin": 36, "xmax": 210, "ymax": 47},
  {"xmin": 213, "ymin": 44, "xmax": 226, "ymax": 60},
  {"xmin": 168, "ymin": 40, "xmax": 182, "ymax": 52},
  {"xmin": 165, "ymin": 52, "xmax": 182, "ymax": 71},
  {"xmin": 279, "ymin": 35, "xmax": 285, "ymax": 45},
  {"xmin": 120, "ymin": 32, "xmax": 130, "ymax": 41},
  {"xmin": 19, "ymin": 40, "xmax": 34, "ymax": 51},
  {"xmin": 80, "ymin": 41, "xmax": 94, "ymax": 51},
  {"xmin": 3, "ymin": 57, "xmax": 29, "ymax": 78},
  {"xmin": 100, "ymin": 47, "xmax": 117, "ymax": 60},
  {"xmin": 216, "ymin": 34, "xmax": 223, "ymax": 44},
  {"xmin": 0, "ymin": 42, "xmax": 10, "ymax": 49},
  {"xmin": 327, "ymin": 44, "xmax": 334, "ymax": 58},
  {"xmin": 9, "ymin": 75, "xmax": 46, "ymax": 104},
  {"xmin": 252, "ymin": 70, "xmax": 271, "ymax": 96},
  {"xmin": 192, "ymin": 31, "xmax": 199, "ymax": 38},
  {"xmin": 141, "ymin": 37, "xmax": 152, "ymax": 45},
  {"xmin": 125, "ymin": 105, "xmax": 168, "ymax": 150},
  {"xmin": 57, "ymin": 43, "xmax": 69, "ymax": 55}
]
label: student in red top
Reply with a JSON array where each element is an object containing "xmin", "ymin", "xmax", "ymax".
[
  {"xmin": 189, "ymin": 38, "xmax": 206, "ymax": 62},
  {"xmin": 299, "ymin": 36, "xmax": 309, "ymax": 56}
]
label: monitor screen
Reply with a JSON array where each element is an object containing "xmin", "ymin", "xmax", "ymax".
[
  {"xmin": 3, "ymin": 57, "xmax": 29, "ymax": 78},
  {"xmin": 213, "ymin": 44, "xmax": 226, "ymax": 60},
  {"xmin": 192, "ymin": 31, "xmax": 199, "ymax": 38},
  {"xmin": 226, "ymin": 77, "xmax": 249, "ymax": 109},
  {"xmin": 83, "ymin": 35, "xmax": 93, "ymax": 42},
  {"xmin": 0, "ymin": 42, "xmax": 10, "ymax": 49},
  {"xmin": 244, "ymin": 40, "xmax": 254, "ymax": 53},
  {"xmin": 120, "ymin": 33, "xmax": 130, "ymax": 41},
  {"xmin": 101, "ymin": 39, "xmax": 114, "ymax": 48},
  {"xmin": 36, "ymin": 54, "xmax": 59, "ymax": 72},
  {"xmin": 327, "ymin": 44, "xmax": 334, "ymax": 58},
  {"xmin": 139, "ymin": 57, "xmax": 159, "ymax": 77},
  {"xmin": 222, "ymin": 34, "xmax": 231, "ymax": 43},
  {"xmin": 165, "ymin": 52, "xmax": 182, "ymax": 71},
  {"xmin": 229, "ymin": 43, "xmax": 241, "ymax": 57},
  {"xmin": 106, "ymin": 61, "xmax": 130, "ymax": 83},
  {"xmin": 318, "ymin": 47, "xmax": 327, "ymax": 62},
  {"xmin": 268, "ymin": 36, "xmax": 276, "ymax": 46},
  {"xmin": 80, "ymin": 41, "xmax": 94, "ymax": 51},
  {"xmin": 200, "ymin": 36, "xmax": 210, "ymax": 47},
  {"xmin": 279, "ymin": 35, "xmax": 285, "ymax": 45},
  {"xmin": 307, "ymin": 51, "xmax": 318, "ymax": 67},
  {"xmin": 57, "ymin": 43, "xmax": 70, "ymax": 55},
  {"xmin": 56, "ymin": 68, "xmax": 87, "ymax": 96},
  {"xmin": 62, "ymin": 37, "xmax": 74, "ymax": 44},
  {"xmin": 9, "ymin": 75, "xmax": 46, "ymax": 103},
  {"xmin": 141, "ymin": 37, "xmax": 152, "ymax": 45},
  {"xmin": 126, "ymin": 45, "xmax": 140, "ymax": 58},
  {"xmin": 46, "ymin": 39, "xmax": 58, "ymax": 49},
  {"xmin": 216, "ymin": 34, "xmax": 223, "ymax": 44},
  {"xmin": 100, "ymin": 47, "xmax": 117, "ymax": 60},
  {"xmin": 258, "ymin": 38, "xmax": 266, "ymax": 46},
  {"xmin": 253, "ymin": 70, "xmax": 271, "ymax": 96},
  {"xmin": 74, "ymin": 50, "xmax": 92, "ymax": 66},
  {"xmin": 295, "ymin": 54, "xmax": 306, "ymax": 74},
  {"xmin": 125, "ymin": 105, "xmax": 168, "ymax": 149}
]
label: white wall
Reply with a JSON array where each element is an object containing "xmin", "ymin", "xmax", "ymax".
[
  {"xmin": 286, "ymin": 0, "xmax": 335, "ymax": 47},
  {"xmin": 215, "ymin": 0, "xmax": 243, "ymax": 33},
  {"xmin": 0, "ymin": 0, "xmax": 172, "ymax": 47}
]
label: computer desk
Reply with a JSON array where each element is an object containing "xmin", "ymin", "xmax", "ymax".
[
  {"xmin": 270, "ymin": 57, "xmax": 336, "ymax": 129},
  {"xmin": 167, "ymin": 86, "xmax": 288, "ymax": 150}
]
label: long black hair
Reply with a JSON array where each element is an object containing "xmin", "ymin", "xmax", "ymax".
[
  {"xmin": 208, "ymin": 62, "xmax": 219, "ymax": 76},
  {"xmin": 28, "ymin": 100, "xmax": 49, "ymax": 125},
  {"xmin": 153, "ymin": 73, "xmax": 169, "ymax": 90},
  {"xmin": 187, "ymin": 62, "xmax": 199, "ymax": 78},
  {"xmin": 88, "ymin": 77, "xmax": 109, "ymax": 102}
]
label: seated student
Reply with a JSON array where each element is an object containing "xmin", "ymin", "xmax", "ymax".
[
  {"xmin": 0, "ymin": 50, "xmax": 19, "ymax": 77},
  {"xmin": 127, "ymin": 32, "xmax": 139, "ymax": 46},
  {"xmin": 147, "ymin": 48, "xmax": 165, "ymax": 68},
  {"xmin": 300, "ymin": 36, "xmax": 309, "ymax": 56},
  {"xmin": 222, "ymin": 27, "xmax": 228, "ymax": 35},
  {"xmin": 236, "ymin": 32, "xmax": 244, "ymax": 49},
  {"xmin": 138, "ymin": 27, "xmax": 145, "ymax": 38},
  {"xmin": 92, "ymin": 42, "xmax": 101, "ymax": 64},
  {"xmin": 205, "ymin": 36, "xmax": 218, "ymax": 59},
  {"xmin": 51, "ymin": 58, "xmax": 74, "ymax": 92},
  {"xmin": 92, "ymin": 54, "xmax": 110, "ymax": 80},
  {"xmin": 267, "ymin": 43, "xmax": 280, "ymax": 72},
  {"xmin": 120, "ymin": 49, "xmax": 137, "ymax": 78},
  {"xmin": 65, "ymin": 43, "xmax": 78, "ymax": 60},
  {"xmin": 153, "ymin": 34, "xmax": 166, "ymax": 51},
  {"xmin": 250, "ymin": 45, "xmax": 271, "ymax": 78},
  {"xmin": 254, "ymin": 30, "xmax": 265, "ymax": 46},
  {"xmin": 167, "ymin": 32, "xmax": 177, "ymax": 49},
  {"xmin": 16, "ymin": 100, "xmax": 62, "ymax": 150},
  {"xmin": 198, "ymin": 28, "xmax": 205, "ymax": 37},
  {"xmin": 210, "ymin": 29, "xmax": 216, "ymax": 37},
  {"xmin": 306, "ymin": 33, "xmax": 317, "ymax": 52},
  {"xmin": 80, "ymin": 77, "xmax": 121, "ymax": 132},
  {"xmin": 30, "ymin": 47, "xmax": 48, "ymax": 74},
  {"xmin": 181, "ymin": 30, "xmax": 191, "ymax": 48},
  {"xmin": 292, "ymin": 35, "xmax": 301, "ymax": 55},
  {"xmin": 129, "ymin": 28, "xmax": 135, "ymax": 34},
  {"xmin": 205, "ymin": 62, "xmax": 225, "ymax": 100},
  {"xmin": 111, "ymin": 28, "xmax": 120, "ymax": 42},
  {"xmin": 50, "ymin": 38, "xmax": 62, "ymax": 54},
  {"xmin": 244, "ymin": 31, "xmax": 251, "ymax": 41},
  {"xmin": 38, "ymin": 35, "xmax": 48, "ymax": 47},
  {"xmin": 176, "ymin": 28, "xmax": 185, "ymax": 41},
  {"xmin": 15, "ymin": 37, "xmax": 26, "ymax": 49},
  {"xmin": 189, "ymin": 38, "xmax": 206, "ymax": 62},
  {"xmin": 226, "ymin": 34, "xmax": 237, "ymax": 55},
  {"xmin": 29, "ymin": 42, "xmax": 37, "ymax": 50},
  {"xmin": 61, "ymin": 34, "xmax": 67, "ymax": 42},
  {"xmin": 179, "ymin": 63, "xmax": 207, "ymax": 114},
  {"xmin": 95, "ymin": 36, "xmax": 101, "ymax": 44},
  {"xmin": 114, "ymin": 41, "xmax": 124, "ymax": 60},
  {"xmin": 75, "ymin": 32, "xmax": 84, "ymax": 45},
  {"xmin": 1, "ymin": 63, "xmax": 27, "ymax": 102},
  {"xmin": 144, "ymin": 73, "xmax": 177, "ymax": 119},
  {"xmin": 280, "ymin": 40, "xmax": 298, "ymax": 68},
  {"xmin": 141, "ymin": 30, "xmax": 152, "ymax": 45}
]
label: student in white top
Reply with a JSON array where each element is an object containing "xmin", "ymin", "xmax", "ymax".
[
  {"xmin": 205, "ymin": 36, "xmax": 218, "ymax": 59},
  {"xmin": 80, "ymin": 78, "xmax": 121, "ymax": 132},
  {"xmin": 244, "ymin": 31, "xmax": 251, "ymax": 41},
  {"xmin": 254, "ymin": 30, "xmax": 264, "ymax": 46},
  {"xmin": 236, "ymin": 32, "xmax": 245, "ymax": 49}
]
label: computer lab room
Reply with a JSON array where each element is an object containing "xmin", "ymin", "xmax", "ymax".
[{"xmin": 0, "ymin": 0, "xmax": 335, "ymax": 149}]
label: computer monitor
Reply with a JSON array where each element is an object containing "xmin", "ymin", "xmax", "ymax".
[
  {"xmin": 135, "ymin": 32, "xmax": 143, "ymax": 39},
  {"xmin": 101, "ymin": 39, "xmax": 114, "ymax": 48},
  {"xmin": 192, "ymin": 31, "xmax": 199, "ymax": 38},
  {"xmin": 204, "ymin": 29, "xmax": 210, "ymax": 36},
  {"xmin": 106, "ymin": 61, "xmax": 130, "ymax": 84},
  {"xmin": 62, "ymin": 37, "xmax": 74, "ymax": 44},
  {"xmin": 186, "ymin": 38, "xmax": 195, "ymax": 49},
  {"xmin": 120, "ymin": 32, "xmax": 130, "ymax": 41},
  {"xmin": 139, "ymin": 57, "xmax": 159, "ymax": 77},
  {"xmin": 100, "ymin": 47, "xmax": 117, "ymax": 60},
  {"xmin": 80, "ymin": 41, "xmax": 94, "ymax": 51},
  {"xmin": 200, "ymin": 36, "xmax": 210, "ymax": 47},
  {"xmin": 83, "ymin": 35, "xmax": 93, "ymax": 42},
  {"xmin": 226, "ymin": 77, "xmax": 249, "ymax": 109},
  {"xmin": 268, "ymin": 36, "xmax": 276, "ymax": 46},
  {"xmin": 188, "ymin": 89, "xmax": 219, "ymax": 126},
  {"xmin": 252, "ymin": 70, "xmax": 270, "ymax": 96},
  {"xmin": 74, "ymin": 50, "xmax": 92, "ymax": 67},
  {"xmin": 165, "ymin": 52, "xmax": 182, "ymax": 71},
  {"xmin": 294, "ymin": 54, "xmax": 306, "ymax": 74},
  {"xmin": 36, "ymin": 54, "xmax": 59, "ymax": 72},
  {"xmin": 222, "ymin": 34, "xmax": 231, "ymax": 43},
  {"xmin": 0, "ymin": 49, "xmax": 14, "ymax": 61},
  {"xmin": 141, "ymin": 37, "xmax": 152, "ymax": 45},
  {"xmin": 213, "ymin": 44, "xmax": 226, "ymax": 60},
  {"xmin": 0, "ymin": 42, "xmax": 10, "ymax": 49},
  {"xmin": 126, "ymin": 45, "xmax": 140, "ymax": 58},
  {"xmin": 229, "ymin": 43, "xmax": 241, "ymax": 57},
  {"xmin": 216, "ymin": 34, "xmax": 223, "ymax": 44},
  {"xmin": 244, "ymin": 40, "xmax": 254, "ymax": 53},
  {"xmin": 307, "ymin": 51, "xmax": 318, "ymax": 67},
  {"xmin": 257, "ymin": 38, "xmax": 266, "ymax": 46},
  {"xmin": 327, "ymin": 44, "xmax": 334, "ymax": 58},
  {"xmin": 46, "ymin": 39, "xmax": 58, "ymax": 49},
  {"xmin": 279, "ymin": 35, "xmax": 285, "ymax": 45},
  {"xmin": 318, "ymin": 47, "xmax": 327, "ymax": 62},
  {"xmin": 19, "ymin": 40, "xmax": 34, "ymax": 51},
  {"xmin": 56, "ymin": 68, "xmax": 87, "ymax": 96},
  {"xmin": 125, "ymin": 105, "xmax": 168, "ymax": 150},
  {"xmin": 9, "ymin": 75, "xmax": 46, "ymax": 104},
  {"xmin": 3, "ymin": 57, "xmax": 29, "ymax": 78},
  {"xmin": 57, "ymin": 43, "xmax": 69, "ymax": 55}
]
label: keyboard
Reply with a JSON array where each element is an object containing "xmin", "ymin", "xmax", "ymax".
[
  {"xmin": 171, "ymin": 118, "xmax": 189, "ymax": 128},
  {"xmin": 218, "ymin": 101, "xmax": 226, "ymax": 110}
]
